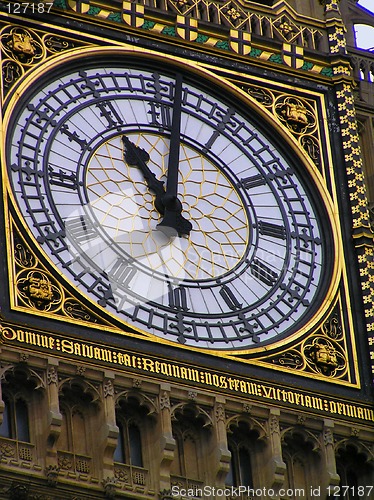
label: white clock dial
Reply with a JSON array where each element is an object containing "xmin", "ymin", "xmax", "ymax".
[{"xmin": 6, "ymin": 57, "xmax": 333, "ymax": 350}]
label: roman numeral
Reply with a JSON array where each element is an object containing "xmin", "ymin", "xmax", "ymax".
[
  {"xmin": 250, "ymin": 259, "xmax": 278, "ymax": 287},
  {"xmin": 219, "ymin": 284, "xmax": 242, "ymax": 310},
  {"xmin": 168, "ymin": 285, "xmax": 189, "ymax": 311},
  {"xmin": 170, "ymin": 312, "xmax": 192, "ymax": 344},
  {"xmin": 146, "ymin": 72, "xmax": 172, "ymax": 131},
  {"xmin": 258, "ymin": 221, "xmax": 286, "ymax": 239},
  {"xmin": 27, "ymin": 104, "xmax": 57, "ymax": 126},
  {"xmin": 108, "ymin": 258, "xmax": 136, "ymax": 287},
  {"xmin": 96, "ymin": 101, "xmax": 123, "ymax": 128},
  {"xmin": 148, "ymin": 102, "xmax": 172, "ymax": 130},
  {"xmin": 65, "ymin": 216, "xmax": 97, "ymax": 243},
  {"xmin": 240, "ymin": 174, "xmax": 266, "ymax": 190},
  {"xmin": 48, "ymin": 166, "xmax": 80, "ymax": 190}
]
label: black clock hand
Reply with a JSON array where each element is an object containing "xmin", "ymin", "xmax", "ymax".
[
  {"xmin": 157, "ymin": 73, "xmax": 193, "ymax": 238},
  {"xmin": 122, "ymin": 135, "xmax": 165, "ymax": 215}
]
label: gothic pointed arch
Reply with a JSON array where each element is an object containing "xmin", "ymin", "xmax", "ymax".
[
  {"xmin": 225, "ymin": 414, "xmax": 266, "ymax": 488},
  {"xmin": 335, "ymin": 437, "xmax": 374, "ymax": 496},
  {"xmin": 57, "ymin": 377, "xmax": 101, "ymax": 480}
]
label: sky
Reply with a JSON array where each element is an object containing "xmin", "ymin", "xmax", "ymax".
[{"xmin": 355, "ymin": 0, "xmax": 374, "ymax": 50}]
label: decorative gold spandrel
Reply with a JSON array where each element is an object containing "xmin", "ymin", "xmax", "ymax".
[
  {"xmin": 9, "ymin": 217, "xmax": 110, "ymax": 327},
  {"xmin": 0, "ymin": 23, "xmax": 86, "ymax": 97},
  {"xmin": 0, "ymin": 26, "xmax": 44, "ymax": 63},
  {"xmin": 274, "ymin": 96, "xmax": 316, "ymax": 135},
  {"xmin": 266, "ymin": 305, "xmax": 349, "ymax": 382},
  {"xmin": 242, "ymin": 83, "xmax": 322, "ymax": 170}
]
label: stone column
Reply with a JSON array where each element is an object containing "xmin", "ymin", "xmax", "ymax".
[
  {"xmin": 321, "ymin": 419, "xmax": 340, "ymax": 490},
  {"xmin": 45, "ymin": 358, "xmax": 62, "ymax": 485},
  {"xmin": 213, "ymin": 396, "xmax": 231, "ymax": 488},
  {"xmin": 101, "ymin": 370, "xmax": 118, "ymax": 479},
  {"xmin": 158, "ymin": 383, "xmax": 175, "ymax": 492},
  {"xmin": 266, "ymin": 409, "xmax": 286, "ymax": 497}
]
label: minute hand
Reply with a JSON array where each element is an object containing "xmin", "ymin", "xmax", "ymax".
[{"xmin": 157, "ymin": 74, "xmax": 192, "ymax": 237}]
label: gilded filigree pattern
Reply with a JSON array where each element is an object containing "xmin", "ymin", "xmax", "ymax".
[
  {"xmin": 243, "ymin": 84, "xmax": 321, "ymax": 168},
  {"xmin": 17, "ymin": 269, "xmax": 62, "ymax": 312},
  {"xmin": 62, "ymin": 299, "xmax": 97, "ymax": 322},
  {"xmin": 0, "ymin": 26, "xmax": 44, "ymax": 64},
  {"xmin": 0, "ymin": 23, "xmax": 81, "ymax": 96},
  {"xmin": 270, "ymin": 310, "xmax": 349, "ymax": 381},
  {"xmin": 303, "ymin": 337, "xmax": 346, "ymax": 377},
  {"xmin": 322, "ymin": 0, "xmax": 374, "ymax": 377},
  {"xmin": 274, "ymin": 96, "xmax": 316, "ymax": 135},
  {"xmin": 14, "ymin": 235, "xmax": 36, "ymax": 269},
  {"xmin": 302, "ymin": 314, "xmax": 347, "ymax": 378},
  {"xmin": 10, "ymin": 220, "xmax": 108, "ymax": 325}
]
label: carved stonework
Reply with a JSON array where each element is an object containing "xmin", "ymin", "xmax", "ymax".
[
  {"xmin": 243, "ymin": 403, "xmax": 252, "ymax": 414},
  {"xmin": 297, "ymin": 415, "xmax": 306, "ymax": 426},
  {"xmin": 0, "ymin": 441, "xmax": 16, "ymax": 459},
  {"xmin": 17, "ymin": 270, "xmax": 62, "ymax": 312},
  {"xmin": 45, "ymin": 464, "xmax": 60, "ymax": 487},
  {"xmin": 187, "ymin": 391, "xmax": 197, "ymax": 401},
  {"xmin": 103, "ymin": 379, "xmax": 114, "ymax": 398},
  {"xmin": 215, "ymin": 404, "xmax": 225, "ymax": 423},
  {"xmin": 320, "ymin": 0, "xmax": 341, "ymax": 12},
  {"xmin": 160, "ymin": 391, "xmax": 171, "ymax": 410},
  {"xmin": 351, "ymin": 427, "xmax": 360, "ymax": 437},
  {"xmin": 132, "ymin": 378, "xmax": 142, "ymax": 389},
  {"xmin": 47, "ymin": 367, "xmax": 58, "ymax": 385},
  {"xmin": 269, "ymin": 415, "xmax": 280, "ymax": 435},
  {"xmin": 7, "ymin": 483, "xmax": 30, "ymax": 500},
  {"xmin": 274, "ymin": 15, "xmax": 300, "ymax": 43},
  {"xmin": 102, "ymin": 477, "xmax": 117, "ymax": 499},
  {"xmin": 324, "ymin": 427, "xmax": 334, "ymax": 446},
  {"xmin": 159, "ymin": 490, "xmax": 173, "ymax": 500},
  {"xmin": 19, "ymin": 353, "xmax": 29, "ymax": 363}
]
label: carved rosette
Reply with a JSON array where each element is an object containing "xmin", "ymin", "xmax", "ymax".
[
  {"xmin": 303, "ymin": 313, "xmax": 347, "ymax": 378},
  {"xmin": 274, "ymin": 95, "xmax": 316, "ymax": 135},
  {"xmin": 17, "ymin": 269, "xmax": 63, "ymax": 312},
  {"xmin": 0, "ymin": 26, "xmax": 44, "ymax": 65}
]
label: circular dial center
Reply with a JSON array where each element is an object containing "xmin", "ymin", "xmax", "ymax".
[{"xmin": 86, "ymin": 133, "xmax": 250, "ymax": 281}]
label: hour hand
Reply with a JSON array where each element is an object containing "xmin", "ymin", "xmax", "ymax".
[{"xmin": 122, "ymin": 135, "xmax": 165, "ymax": 211}]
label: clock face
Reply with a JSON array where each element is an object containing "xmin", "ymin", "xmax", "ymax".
[{"xmin": 6, "ymin": 54, "xmax": 334, "ymax": 350}]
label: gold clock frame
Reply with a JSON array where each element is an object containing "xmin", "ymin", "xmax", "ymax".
[{"xmin": 1, "ymin": 43, "xmax": 358, "ymax": 387}]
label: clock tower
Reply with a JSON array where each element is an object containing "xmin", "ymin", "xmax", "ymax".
[{"xmin": 0, "ymin": 1, "xmax": 373, "ymax": 499}]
